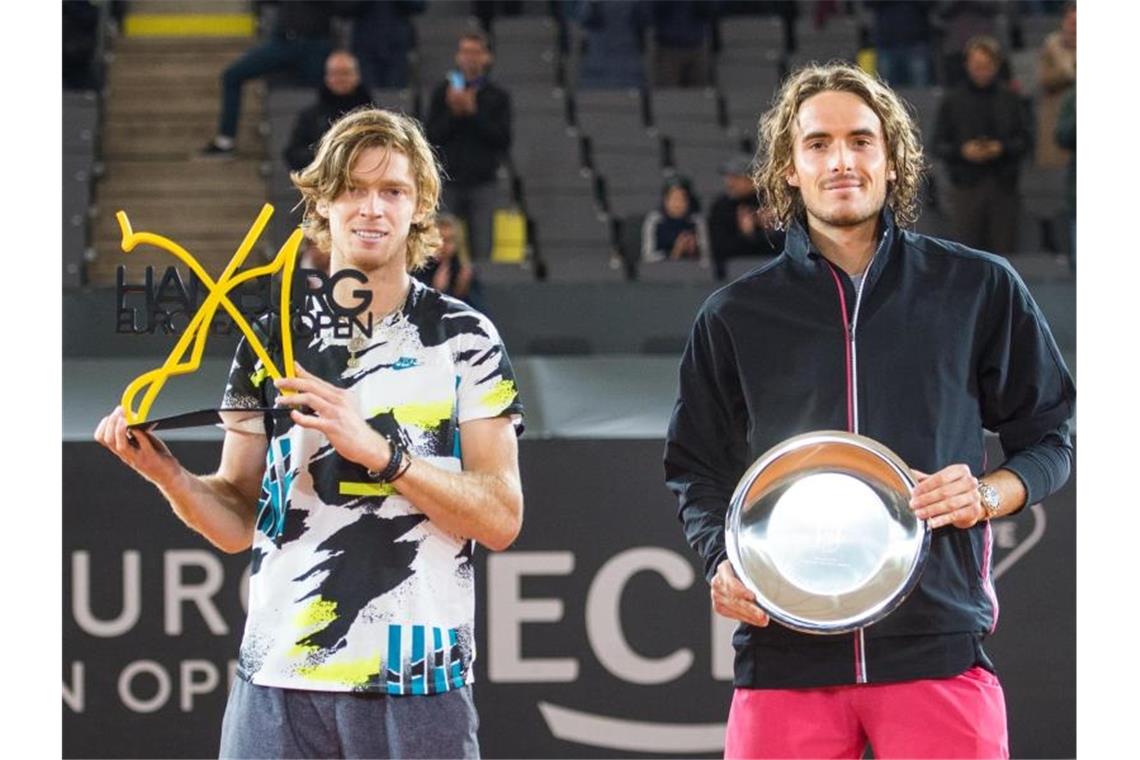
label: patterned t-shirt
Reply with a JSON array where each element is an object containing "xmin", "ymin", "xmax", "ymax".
[{"xmin": 221, "ymin": 278, "xmax": 523, "ymax": 694}]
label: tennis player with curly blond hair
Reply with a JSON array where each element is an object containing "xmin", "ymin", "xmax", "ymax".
[{"xmin": 665, "ymin": 63, "xmax": 1074, "ymax": 759}]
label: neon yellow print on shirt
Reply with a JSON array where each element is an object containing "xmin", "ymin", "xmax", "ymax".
[
  {"xmin": 370, "ymin": 399, "xmax": 456, "ymax": 430},
  {"xmin": 480, "ymin": 379, "xmax": 518, "ymax": 412}
]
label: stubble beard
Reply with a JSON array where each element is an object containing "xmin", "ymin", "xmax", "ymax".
[
  {"xmin": 804, "ymin": 192, "xmax": 886, "ymax": 230},
  {"xmin": 812, "ymin": 205, "xmax": 880, "ymax": 229}
]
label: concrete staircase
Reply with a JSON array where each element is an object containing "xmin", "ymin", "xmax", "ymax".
[{"xmin": 87, "ymin": 0, "xmax": 283, "ymax": 286}]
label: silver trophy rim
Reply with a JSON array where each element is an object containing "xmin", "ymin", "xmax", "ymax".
[{"xmin": 725, "ymin": 430, "xmax": 931, "ymax": 634}]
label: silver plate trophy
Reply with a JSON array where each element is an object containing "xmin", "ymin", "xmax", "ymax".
[{"xmin": 725, "ymin": 431, "xmax": 931, "ymax": 634}]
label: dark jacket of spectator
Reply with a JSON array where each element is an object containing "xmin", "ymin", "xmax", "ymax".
[
  {"xmin": 707, "ymin": 194, "xmax": 784, "ymax": 278},
  {"xmin": 650, "ymin": 0, "xmax": 716, "ymax": 48},
  {"xmin": 268, "ymin": 0, "xmax": 337, "ymax": 40},
  {"xmin": 932, "ymin": 80, "xmax": 1029, "ymax": 188},
  {"xmin": 283, "ymin": 83, "xmax": 374, "ymax": 172},
  {"xmin": 344, "ymin": 0, "xmax": 425, "ymax": 88},
  {"xmin": 425, "ymin": 79, "xmax": 512, "ymax": 186},
  {"xmin": 63, "ymin": 1, "xmax": 100, "ymax": 90},
  {"xmin": 574, "ymin": 0, "xmax": 649, "ymax": 89},
  {"xmin": 868, "ymin": 0, "xmax": 930, "ymax": 47}
]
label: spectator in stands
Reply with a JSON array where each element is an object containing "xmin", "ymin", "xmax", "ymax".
[
  {"xmin": 708, "ymin": 155, "xmax": 784, "ymax": 280},
  {"xmin": 346, "ymin": 0, "xmax": 425, "ymax": 89},
  {"xmin": 283, "ymin": 51, "xmax": 374, "ymax": 172},
  {"xmin": 650, "ymin": 0, "xmax": 715, "ymax": 87},
  {"xmin": 198, "ymin": 1, "xmax": 335, "ymax": 159},
  {"xmin": 642, "ymin": 176, "xmax": 711, "ymax": 264},
  {"xmin": 416, "ymin": 213, "xmax": 482, "ymax": 310},
  {"xmin": 573, "ymin": 0, "xmax": 649, "ymax": 89},
  {"xmin": 867, "ymin": 1, "xmax": 932, "ymax": 87},
  {"xmin": 426, "ymin": 30, "xmax": 512, "ymax": 260},
  {"xmin": 1035, "ymin": 2, "xmax": 1076, "ymax": 169},
  {"xmin": 932, "ymin": 35, "xmax": 1029, "ymax": 254},
  {"xmin": 933, "ymin": 1, "xmax": 1004, "ymax": 88},
  {"xmin": 63, "ymin": 1, "xmax": 101, "ymax": 90},
  {"xmin": 1054, "ymin": 85, "xmax": 1075, "ymax": 272}
]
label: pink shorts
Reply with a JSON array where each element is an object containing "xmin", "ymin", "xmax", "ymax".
[{"xmin": 724, "ymin": 666, "xmax": 1009, "ymax": 759}]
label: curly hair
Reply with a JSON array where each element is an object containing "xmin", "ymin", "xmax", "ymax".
[
  {"xmin": 752, "ymin": 62, "xmax": 927, "ymax": 229},
  {"xmin": 291, "ymin": 107, "xmax": 443, "ymax": 271}
]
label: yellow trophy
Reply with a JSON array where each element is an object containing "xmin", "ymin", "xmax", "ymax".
[{"xmin": 118, "ymin": 203, "xmax": 304, "ymax": 432}]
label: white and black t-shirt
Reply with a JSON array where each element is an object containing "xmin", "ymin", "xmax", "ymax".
[{"xmin": 222, "ymin": 278, "xmax": 523, "ymax": 694}]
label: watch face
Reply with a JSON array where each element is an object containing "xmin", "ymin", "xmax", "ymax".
[{"xmin": 980, "ymin": 483, "xmax": 1000, "ymax": 511}]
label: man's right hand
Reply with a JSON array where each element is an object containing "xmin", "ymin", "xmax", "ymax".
[
  {"xmin": 445, "ymin": 86, "xmax": 476, "ymax": 116},
  {"xmin": 94, "ymin": 406, "xmax": 182, "ymax": 489},
  {"xmin": 711, "ymin": 559, "xmax": 770, "ymax": 627}
]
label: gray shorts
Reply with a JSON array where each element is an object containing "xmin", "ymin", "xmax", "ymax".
[{"xmin": 218, "ymin": 677, "xmax": 480, "ymax": 759}]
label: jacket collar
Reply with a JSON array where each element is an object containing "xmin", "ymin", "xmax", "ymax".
[{"xmin": 782, "ymin": 206, "xmax": 899, "ymax": 284}]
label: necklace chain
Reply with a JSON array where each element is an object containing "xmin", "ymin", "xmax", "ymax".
[{"xmin": 343, "ymin": 280, "xmax": 411, "ymax": 370}]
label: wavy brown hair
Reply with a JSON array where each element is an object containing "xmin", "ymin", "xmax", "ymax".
[
  {"xmin": 291, "ymin": 107, "xmax": 443, "ymax": 271},
  {"xmin": 752, "ymin": 62, "xmax": 927, "ymax": 228}
]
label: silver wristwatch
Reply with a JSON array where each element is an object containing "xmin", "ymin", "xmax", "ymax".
[{"xmin": 978, "ymin": 481, "xmax": 1002, "ymax": 520}]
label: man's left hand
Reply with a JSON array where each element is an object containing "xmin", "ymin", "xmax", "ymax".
[
  {"xmin": 910, "ymin": 464, "xmax": 984, "ymax": 529},
  {"xmin": 274, "ymin": 363, "xmax": 390, "ymax": 472}
]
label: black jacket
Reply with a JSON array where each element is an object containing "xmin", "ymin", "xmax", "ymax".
[
  {"xmin": 707, "ymin": 194, "xmax": 785, "ymax": 279},
  {"xmin": 269, "ymin": 1, "xmax": 335, "ymax": 41},
  {"xmin": 283, "ymin": 84, "xmax": 374, "ymax": 172},
  {"xmin": 425, "ymin": 78, "xmax": 511, "ymax": 186},
  {"xmin": 664, "ymin": 211, "xmax": 1074, "ymax": 689},
  {"xmin": 932, "ymin": 80, "xmax": 1030, "ymax": 188}
]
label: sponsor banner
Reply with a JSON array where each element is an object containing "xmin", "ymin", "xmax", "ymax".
[{"xmin": 63, "ymin": 439, "xmax": 1075, "ymax": 759}]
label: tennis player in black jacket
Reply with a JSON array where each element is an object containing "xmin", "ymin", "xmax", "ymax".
[{"xmin": 664, "ymin": 63, "xmax": 1074, "ymax": 759}]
